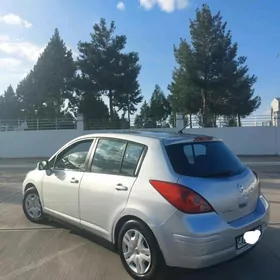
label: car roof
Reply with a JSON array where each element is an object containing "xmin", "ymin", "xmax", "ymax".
[{"xmin": 77, "ymin": 131, "xmax": 220, "ymax": 146}]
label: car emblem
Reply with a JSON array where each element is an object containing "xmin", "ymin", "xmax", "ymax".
[{"xmin": 237, "ymin": 184, "xmax": 244, "ymax": 193}]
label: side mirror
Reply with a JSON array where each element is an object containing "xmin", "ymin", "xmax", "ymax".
[{"xmin": 37, "ymin": 160, "xmax": 49, "ymax": 171}]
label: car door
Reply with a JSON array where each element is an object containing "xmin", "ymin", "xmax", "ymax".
[
  {"xmin": 42, "ymin": 138, "xmax": 94, "ymax": 225},
  {"xmin": 79, "ymin": 137, "xmax": 145, "ymax": 240}
]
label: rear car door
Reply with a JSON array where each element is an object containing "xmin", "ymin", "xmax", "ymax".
[
  {"xmin": 79, "ymin": 138, "xmax": 145, "ymax": 240},
  {"xmin": 42, "ymin": 139, "xmax": 94, "ymax": 224}
]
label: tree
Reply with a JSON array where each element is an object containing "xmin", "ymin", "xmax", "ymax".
[
  {"xmin": 17, "ymin": 28, "xmax": 76, "ymax": 118},
  {"xmin": 225, "ymin": 57, "xmax": 260, "ymax": 126},
  {"xmin": 168, "ymin": 46, "xmax": 201, "ymax": 128},
  {"xmin": 149, "ymin": 84, "xmax": 171, "ymax": 126},
  {"xmin": 78, "ymin": 93, "xmax": 109, "ymax": 120},
  {"xmin": 134, "ymin": 101, "xmax": 154, "ymax": 128},
  {"xmin": 76, "ymin": 18, "xmax": 142, "ymax": 120},
  {"xmin": 169, "ymin": 4, "xmax": 260, "ymax": 127},
  {"xmin": 114, "ymin": 52, "xmax": 143, "ymax": 123},
  {"xmin": 0, "ymin": 85, "xmax": 21, "ymax": 119}
]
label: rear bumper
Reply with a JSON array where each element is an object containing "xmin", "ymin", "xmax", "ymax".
[{"xmin": 152, "ymin": 194, "xmax": 270, "ymax": 269}]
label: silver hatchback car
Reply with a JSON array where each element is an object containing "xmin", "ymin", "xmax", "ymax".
[{"xmin": 22, "ymin": 132, "xmax": 270, "ymax": 280}]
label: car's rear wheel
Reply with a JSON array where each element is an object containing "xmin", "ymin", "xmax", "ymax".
[
  {"xmin": 118, "ymin": 219, "xmax": 166, "ymax": 280},
  {"xmin": 22, "ymin": 186, "xmax": 45, "ymax": 223}
]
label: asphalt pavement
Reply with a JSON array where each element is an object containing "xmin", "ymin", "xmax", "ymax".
[{"xmin": 0, "ymin": 159, "xmax": 280, "ymax": 280}]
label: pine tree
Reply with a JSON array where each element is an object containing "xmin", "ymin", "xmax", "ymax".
[
  {"xmin": 16, "ymin": 28, "xmax": 76, "ymax": 118},
  {"xmin": 169, "ymin": 4, "xmax": 260, "ymax": 127},
  {"xmin": 149, "ymin": 84, "xmax": 171, "ymax": 125},
  {"xmin": 0, "ymin": 85, "xmax": 20, "ymax": 119},
  {"xmin": 76, "ymin": 18, "xmax": 142, "ymax": 120}
]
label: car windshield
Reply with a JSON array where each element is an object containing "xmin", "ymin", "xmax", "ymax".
[{"xmin": 165, "ymin": 141, "xmax": 246, "ymax": 178}]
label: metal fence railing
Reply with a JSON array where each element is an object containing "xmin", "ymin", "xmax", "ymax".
[
  {"xmin": 0, "ymin": 114, "xmax": 275, "ymax": 132},
  {"xmin": 185, "ymin": 115, "xmax": 273, "ymax": 128},
  {"xmin": 0, "ymin": 118, "xmax": 77, "ymax": 131},
  {"xmin": 84, "ymin": 118, "xmax": 172, "ymax": 130}
]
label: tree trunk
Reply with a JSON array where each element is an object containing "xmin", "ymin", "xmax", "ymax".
[
  {"xmin": 127, "ymin": 98, "xmax": 130, "ymax": 126},
  {"xmin": 213, "ymin": 114, "xmax": 217, "ymax": 127},
  {"xmin": 237, "ymin": 114, "xmax": 241, "ymax": 127},
  {"xmin": 201, "ymin": 89, "xmax": 208, "ymax": 127},
  {"xmin": 189, "ymin": 114, "xmax": 192, "ymax": 128},
  {"xmin": 108, "ymin": 90, "xmax": 113, "ymax": 119}
]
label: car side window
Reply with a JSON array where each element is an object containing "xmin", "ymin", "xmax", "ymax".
[
  {"xmin": 91, "ymin": 138, "xmax": 127, "ymax": 174},
  {"xmin": 54, "ymin": 139, "xmax": 93, "ymax": 171},
  {"xmin": 121, "ymin": 142, "xmax": 145, "ymax": 176}
]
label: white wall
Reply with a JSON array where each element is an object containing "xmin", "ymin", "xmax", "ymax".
[
  {"xmin": 186, "ymin": 126, "xmax": 279, "ymax": 155},
  {"xmin": 0, "ymin": 130, "xmax": 80, "ymax": 158},
  {"xmin": 0, "ymin": 126, "xmax": 279, "ymax": 158}
]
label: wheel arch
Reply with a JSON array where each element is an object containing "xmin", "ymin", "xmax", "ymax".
[
  {"xmin": 24, "ymin": 183, "xmax": 36, "ymax": 193},
  {"xmin": 113, "ymin": 215, "xmax": 160, "ymax": 251}
]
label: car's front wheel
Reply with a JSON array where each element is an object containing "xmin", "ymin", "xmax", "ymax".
[
  {"xmin": 22, "ymin": 186, "xmax": 45, "ymax": 223},
  {"xmin": 118, "ymin": 219, "xmax": 166, "ymax": 280}
]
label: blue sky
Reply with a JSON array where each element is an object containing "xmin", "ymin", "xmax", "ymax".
[{"xmin": 0, "ymin": 0, "xmax": 280, "ymax": 117}]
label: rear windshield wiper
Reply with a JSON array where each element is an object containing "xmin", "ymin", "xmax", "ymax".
[{"xmin": 203, "ymin": 170, "xmax": 235, "ymax": 178}]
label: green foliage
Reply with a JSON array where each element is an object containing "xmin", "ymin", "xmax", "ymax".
[
  {"xmin": 150, "ymin": 85, "xmax": 171, "ymax": 124},
  {"xmin": 134, "ymin": 85, "xmax": 171, "ymax": 128},
  {"xmin": 223, "ymin": 116, "xmax": 238, "ymax": 127},
  {"xmin": 78, "ymin": 92, "xmax": 109, "ymax": 120},
  {"xmin": 0, "ymin": 10, "xmax": 260, "ymax": 131},
  {"xmin": 16, "ymin": 29, "xmax": 76, "ymax": 118},
  {"xmin": 168, "ymin": 4, "xmax": 260, "ymax": 127},
  {"xmin": 76, "ymin": 18, "xmax": 142, "ymax": 122},
  {"xmin": 0, "ymin": 85, "xmax": 20, "ymax": 119},
  {"xmin": 113, "ymin": 52, "xmax": 143, "ymax": 122},
  {"xmin": 134, "ymin": 101, "xmax": 155, "ymax": 128}
]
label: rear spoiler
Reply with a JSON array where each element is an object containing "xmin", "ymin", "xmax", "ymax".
[{"xmin": 164, "ymin": 136, "xmax": 222, "ymax": 146}]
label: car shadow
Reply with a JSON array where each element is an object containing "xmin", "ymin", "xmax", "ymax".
[
  {"xmin": 48, "ymin": 220, "xmax": 280, "ymax": 280},
  {"xmin": 163, "ymin": 226, "xmax": 280, "ymax": 280},
  {"xmin": 45, "ymin": 218, "xmax": 116, "ymax": 253}
]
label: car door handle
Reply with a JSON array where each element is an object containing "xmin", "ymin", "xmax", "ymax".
[
  {"xmin": 70, "ymin": 178, "xmax": 79, "ymax": 184},
  {"xmin": 115, "ymin": 183, "xmax": 128, "ymax": 191}
]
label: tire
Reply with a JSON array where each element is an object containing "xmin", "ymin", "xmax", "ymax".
[
  {"xmin": 22, "ymin": 186, "xmax": 45, "ymax": 223},
  {"xmin": 117, "ymin": 219, "xmax": 166, "ymax": 280}
]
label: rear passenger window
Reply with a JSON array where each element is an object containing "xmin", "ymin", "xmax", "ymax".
[
  {"xmin": 121, "ymin": 143, "xmax": 144, "ymax": 176},
  {"xmin": 91, "ymin": 139, "xmax": 126, "ymax": 174}
]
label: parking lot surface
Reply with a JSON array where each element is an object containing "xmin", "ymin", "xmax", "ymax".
[{"xmin": 0, "ymin": 159, "xmax": 280, "ymax": 280}]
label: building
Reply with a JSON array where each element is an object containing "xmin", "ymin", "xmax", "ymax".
[{"xmin": 271, "ymin": 98, "xmax": 280, "ymax": 126}]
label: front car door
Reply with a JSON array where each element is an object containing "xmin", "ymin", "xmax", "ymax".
[
  {"xmin": 79, "ymin": 137, "xmax": 146, "ymax": 240},
  {"xmin": 42, "ymin": 138, "xmax": 94, "ymax": 225}
]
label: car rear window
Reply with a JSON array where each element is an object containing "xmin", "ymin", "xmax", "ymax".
[{"xmin": 165, "ymin": 141, "xmax": 246, "ymax": 178}]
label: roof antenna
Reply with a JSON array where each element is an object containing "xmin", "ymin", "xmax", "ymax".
[{"xmin": 178, "ymin": 128, "xmax": 185, "ymax": 134}]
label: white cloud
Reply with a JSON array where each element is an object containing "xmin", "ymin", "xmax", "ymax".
[
  {"xmin": 117, "ymin": 1, "xmax": 125, "ymax": 10},
  {"xmin": 0, "ymin": 57, "xmax": 22, "ymax": 70},
  {"xmin": 0, "ymin": 35, "xmax": 43, "ymax": 62},
  {"xmin": 0, "ymin": 35, "xmax": 42, "ymax": 94},
  {"xmin": 176, "ymin": 0, "xmax": 189, "ymax": 9},
  {"xmin": 0, "ymin": 13, "xmax": 32, "ymax": 28},
  {"xmin": 0, "ymin": 35, "xmax": 78, "ymax": 94},
  {"xmin": 139, "ymin": 0, "xmax": 189, "ymax": 12}
]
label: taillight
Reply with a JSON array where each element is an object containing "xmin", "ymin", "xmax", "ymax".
[{"xmin": 149, "ymin": 180, "xmax": 214, "ymax": 214}]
